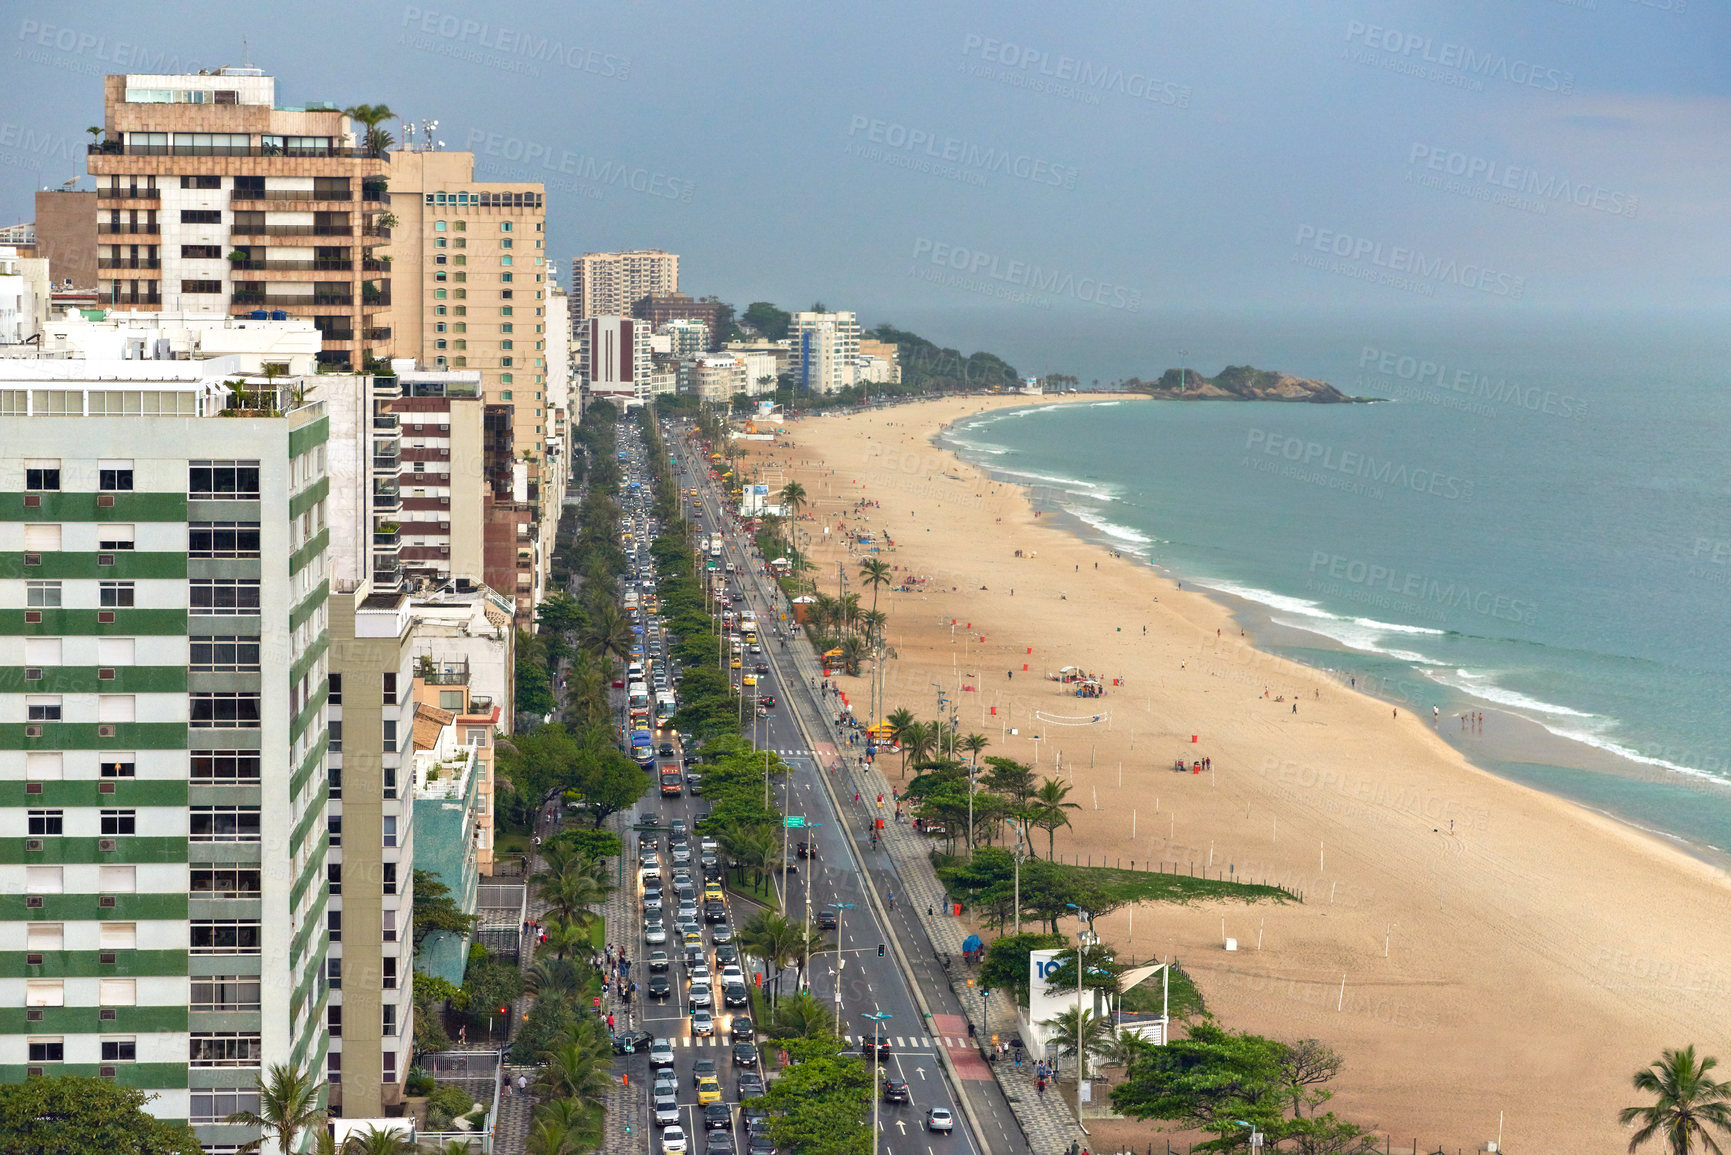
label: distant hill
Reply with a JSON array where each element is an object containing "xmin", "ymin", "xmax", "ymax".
[{"xmin": 1125, "ymin": 365, "xmax": 1367, "ymax": 402}]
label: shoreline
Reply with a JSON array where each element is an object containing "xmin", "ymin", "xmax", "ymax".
[
  {"xmin": 932, "ymin": 404, "xmax": 1731, "ymax": 874},
  {"xmin": 746, "ymin": 393, "xmax": 1731, "ymax": 1153}
]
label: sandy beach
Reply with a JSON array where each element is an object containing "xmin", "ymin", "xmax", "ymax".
[{"xmin": 739, "ymin": 394, "xmax": 1731, "ymax": 1154}]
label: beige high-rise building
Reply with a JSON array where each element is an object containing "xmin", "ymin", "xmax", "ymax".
[
  {"xmin": 570, "ymin": 249, "xmax": 677, "ymax": 322},
  {"xmin": 85, "ymin": 69, "xmax": 392, "ymax": 372},
  {"xmin": 384, "ymin": 150, "xmax": 548, "ymax": 468}
]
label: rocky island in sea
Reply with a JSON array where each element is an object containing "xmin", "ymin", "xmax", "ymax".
[{"xmin": 1125, "ymin": 364, "xmax": 1368, "ymax": 402}]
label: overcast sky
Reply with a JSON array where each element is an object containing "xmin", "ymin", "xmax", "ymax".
[{"xmin": 5, "ymin": 0, "xmax": 1728, "ymax": 362}]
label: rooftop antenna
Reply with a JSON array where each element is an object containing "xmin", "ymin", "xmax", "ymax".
[{"xmin": 241, "ymin": 36, "xmax": 251, "ymax": 68}]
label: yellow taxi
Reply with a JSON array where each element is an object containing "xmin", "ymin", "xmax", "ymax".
[
  {"xmin": 730, "ymin": 656, "xmax": 742, "ymax": 669},
  {"xmin": 696, "ymin": 1077, "xmax": 723, "ymax": 1105},
  {"xmin": 742, "ymin": 674, "xmax": 757, "ymax": 688},
  {"xmin": 683, "ymin": 930, "xmax": 704, "ymax": 949},
  {"xmin": 703, "ymin": 883, "xmax": 724, "ymax": 903}
]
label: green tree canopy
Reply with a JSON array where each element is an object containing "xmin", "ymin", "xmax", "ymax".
[{"xmin": 0, "ymin": 1076, "xmax": 202, "ymax": 1154}]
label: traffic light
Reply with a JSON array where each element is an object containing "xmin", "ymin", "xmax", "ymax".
[{"xmin": 877, "ymin": 943, "xmax": 886, "ymax": 958}]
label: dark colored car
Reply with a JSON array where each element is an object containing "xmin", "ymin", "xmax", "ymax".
[
  {"xmin": 816, "ymin": 909, "xmax": 837, "ymax": 930},
  {"xmin": 714, "ymin": 944, "xmax": 739, "ymax": 967},
  {"xmin": 737, "ymin": 1072, "xmax": 765, "ymax": 1098},
  {"xmin": 648, "ymin": 975, "xmax": 672, "ymax": 1000},
  {"xmin": 612, "ymin": 1028, "xmax": 654, "ymax": 1055},
  {"xmin": 704, "ymin": 1135, "xmax": 736, "ymax": 1155},
  {"xmin": 731, "ymin": 1015, "xmax": 755, "ymax": 1040},
  {"xmin": 723, "ymin": 983, "xmax": 749, "ymax": 1008},
  {"xmin": 704, "ymin": 901, "xmax": 728, "ymax": 924},
  {"xmin": 691, "ymin": 1057, "xmax": 719, "ymax": 1086},
  {"xmin": 703, "ymin": 1102, "xmax": 733, "ymax": 1131},
  {"xmin": 882, "ymin": 1076, "xmax": 910, "ymax": 1104},
  {"xmin": 732, "ymin": 1041, "xmax": 759, "ymax": 1068},
  {"xmin": 757, "ymin": 696, "xmax": 776, "ymax": 709},
  {"xmin": 748, "ymin": 1136, "xmax": 775, "ymax": 1155},
  {"xmin": 795, "ymin": 841, "xmax": 813, "ymax": 859},
  {"xmin": 863, "ymin": 1038, "xmax": 891, "ymax": 1062},
  {"xmin": 755, "ymin": 663, "xmax": 770, "ymax": 675},
  {"xmin": 659, "ymin": 741, "xmax": 676, "ymax": 757}
]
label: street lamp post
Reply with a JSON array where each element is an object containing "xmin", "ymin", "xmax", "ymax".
[
  {"xmin": 862, "ymin": 1011, "xmax": 892, "ymax": 1155},
  {"xmin": 1066, "ymin": 902, "xmax": 1094, "ymax": 1083},
  {"xmin": 830, "ymin": 902, "xmax": 854, "ymax": 1036}
]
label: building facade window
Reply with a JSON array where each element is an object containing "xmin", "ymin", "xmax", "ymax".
[
  {"xmin": 188, "ymin": 461, "xmax": 261, "ymax": 499},
  {"xmin": 99, "ymin": 581, "xmax": 135, "ymax": 607},
  {"xmin": 189, "ymin": 522, "xmax": 261, "ymax": 559},
  {"xmin": 189, "ymin": 693, "xmax": 263, "ymax": 729},
  {"xmin": 190, "ymin": 922, "xmax": 262, "ymax": 955},
  {"xmin": 189, "ymin": 1033, "xmax": 263, "ymax": 1066},
  {"xmin": 100, "ymin": 809, "xmax": 136, "ymax": 836},
  {"xmin": 190, "ymin": 579, "xmax": 262, "ymax": 614},
  {"xmin": 25, "ymin": 461, "xmax": 60, "ymax": 490},
  {"xmin": 27, "ymin": 810, "xmax": 63, "ymax": 836},
  {"xmin": 191, "ymin": 751, "xmax": 262, "ymax": 782},
  {"xmin": 190, "ymin": 807, "xmax": 262, "ymax": 842}
]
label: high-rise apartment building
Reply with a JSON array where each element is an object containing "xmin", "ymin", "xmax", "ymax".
[
  {"xmin": 34, "ymin": 189, "xmax": 98, "ymax": 291},
  {"xmin": 570, "ymin": 249, "xmax": 676, "ymax": 321},
  {"xmin": 85, "ymin": 69, "xmax": 393, "ymax": 372},
  {"xmin": 386, "ymin": 368, "xmax": 488, "ymax": 589},
  {"xmin": 789, "ymin": 310, "xmax": 860, "ymax": 394},
  {"xmin": 382, "ymin": 150, "xmax": 548, "ymax": 464},
  {"xmin": 0, "ymin": 361, "xmax": 332, "ymax": 1150}
]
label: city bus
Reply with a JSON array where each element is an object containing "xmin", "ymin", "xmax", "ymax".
[
  {"xmin": 655, "ymin": 691, "xmax": 678, "ymax": 729},
  {"xmin": 630, "ymin": 729, "xmax": 656, "ymax": 770}
]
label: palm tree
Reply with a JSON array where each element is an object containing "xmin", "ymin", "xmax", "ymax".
[
  {"xmin": 1620, "ymin": 1046, "xmax": 1731, "ymax": 1155},
  {"xmin": 343, "ymin": 104, "xmax": 397, "ymax": 156},
  {"xmin": 787, "ymin": 920, "xmax": 830, "ymax": 993},
  {"xmin": 836, "ymin": 635, "xmax": 869, "ymax": 677},
  {"xmin": 537, "ymin": 913, "xmax": 591, "ymax": 960},
  {"xmin": 769, "ymin": 990, "xmax": 836, "ymax": 1039},
  {"xmin": 778, "ymin": 480, "xmax": 807, "ymax": 520},
  {"xmin": 1031, "ymin": 776, "xmax": 1082, "ymax": 859},
  {"xmin": 1041, "ymin": 1005, "xmax": 1114, "ymax": 1076},
  {"xmin": 525, "ymin": 957, "xmax": 584, "ymax": 999},
  {"xmin": 535, "ymin": 1040, "xmax": 611, "ymax": 1108},
  {"xmin": 740, "ymin": 911, "xmax": 801, "ymax": 1007},
  {"xmin": 858, "ymin": 558, "xmax": 894, "ymax": 723},
  {"xmin": 533, "ymin": 861, "xmax": 611, "ymax": 930},
  {"xmin": 342, "ymin": 1126, "xmax": 417, "ymax": 1155},
  {"xmin": 900, "ymin": 721, "xmax": 937, "ymax": 780},
  {"xmin": 524, "ymin": 1116, "xmax": 585, "ymax": 1155},
  {"xmin": 578, "ymin": 602, "xmax": 634, "ymax": 671},
  {"xmin": 885, "ymin": 708, "xmax": 916, "ymax": 774},
  {"xmin": 227, "ymin": 1062, "xmax": 324, "ymax": 1154}
]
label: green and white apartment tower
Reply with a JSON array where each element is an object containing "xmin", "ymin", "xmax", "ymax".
[{"xmin": 0, "ymin": 361, "xmax": 333, "ymax": 1150}]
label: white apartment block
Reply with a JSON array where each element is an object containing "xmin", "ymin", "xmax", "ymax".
[{"xmin": 789, "ymin": 311, "xmax": 860, "ymax": 394}]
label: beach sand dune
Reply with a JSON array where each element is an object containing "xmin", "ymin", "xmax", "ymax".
[{"xmin": 741, "ymin": 395, "xmax": 1731, "ymax": 1154}]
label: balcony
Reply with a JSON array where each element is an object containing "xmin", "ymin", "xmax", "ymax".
[
  {"xmin": 229, "ymin": 189, "xmax": 354, "ymax": 203},
  {"xmin": 98, "ymin": 222, "xmax": 160, "ymax": 235},
  {"xmin": 419, "ymin": 660, "xmax": 470, "ymax": 686},
  {"xmin": 362, "ymin": 225, "xmax": 392, "ymax": 240},
  {"xmin": 105, "ymin": 293, "xmax": 162, "ymax": 307},
  {"xmin": 372, "ymin": 414, "xmax": 399, "ymax": 432},
  {"xmin": 361, "ymin": 260, "xmax": 391, "ymax": 273},
  {"xmin": 229, "ymin": 224, "xmax": 355, "ymax": 238},
  {"xmin": 373, "ymin": 527, "xmax": 401, "ymax": 548},
  {"xmin": 228, "ymin": 259, "xmax": 355, "ymax": 273},
  {"xmin": 97, "ymin": 187, "xmax": 161, "ymax": 201},
  {"xmin": 90, "ymin": 142, "xmax": 383, "ymax": 158},
  {"xmin": 364, "ymin": 326, "xmax": 392, "ymax": 341},
  {"xmin": 98, "ymin": 258, "xmax": 162, "ymax": 270},
  {"xmin": 316, "ymin": 329, "xmax": 356, "ymax": 342},
  {"xmin": 231, "ymin": 292, "xmax": 354, "ymax": 308}
]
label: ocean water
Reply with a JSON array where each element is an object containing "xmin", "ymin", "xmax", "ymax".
[{"xmin": 930, "ymin": 309, "xmax": 1731, "ymax": 857}]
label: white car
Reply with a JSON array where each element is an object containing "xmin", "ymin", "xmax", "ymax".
[
  {"xmin": 645, "ymin": 920, "xmax": 667, "ymax": 946},
  {"xmin": 719, "ymin": 965, "xmax": 744, "ymax": 985},
  {"xmin": 688, "ymin": 963, "xmax": 712, "ymax": 984},
  {"xmin": 688, "ymin": 980, "xmax": 713, "ymax": 1007},
  {"xmin": 662, "ymin": 1124, "xmax": 689, "ymax": 1153},
  {"xmin": 691, "ymin": 1009, "xmax": 715, "ymax": 1036},
  {"xmin": 926, "ymin": 1107, "xmax": 954, "ymax": 1133},
  {"xmin": 643, "ymin": 893, "xmax": 664, "ymax": 913},
  {"xmin": 650, "ymin": 1038, "xmax": 676, "ymax": 1068},
  {"xmin": 654, "ymin": 1094, "xmax": 680, "ymax": 1126}
]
